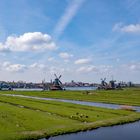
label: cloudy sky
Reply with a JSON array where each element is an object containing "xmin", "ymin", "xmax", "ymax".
[{"xmin": 0, "ymin": 0, "xmax": 140, "ymax": 83}]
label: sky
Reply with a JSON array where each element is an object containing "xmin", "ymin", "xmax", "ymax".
[{"xmin": 0, "ymin": 0, "xmax": 140, "ymax": 83}]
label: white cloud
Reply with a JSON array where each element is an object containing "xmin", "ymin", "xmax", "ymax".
[
  {"xmin": 29, "ymin": 63, "xmax": 38, "ymax": 68},
  {"xmin": 30, "ymin": 63, "xmax": 46, "ymax": 70},
  {"xmin": 49, "ymin": 66, "xmax": 67, "ymax": 74},
  {"xmin": 0, "ymin": 43, "xmax": 9, "ymax": 52},
  {"xmin": 48, "ymin": 57, "xmax": 55, "ymax": 62},
  {"xmin": 53, "ymin": 0, "xmax": 85, "ymax": 38},
  {"xmin": 98, "ymin": 65, "xmax": 113, "ymax": 73},
  {"xmin": 1, "ymin": 61, "xmax": 47, "ymax": 73},
  {"xmin": 0, "ymin": 32, "xmax": 57, "ymax": 52},
  {"xmin": 130, "ymin": 65, "xmax": 137, "ymax": 70},
  {"xmin": 77, "ymin": 65, "xmax": 97, "ymax": 73},
  {"xmin": 75, "ymin": 58, "xmax": 91, "ymax": 64},
  {"xmin": 59, "ymin": 52, "xmax": 73, "ymax": 59},
  {"xmin": 2, "ymin": 61, "xmax": 11, "ymax": 67},
  {"xmin": 76, "ymin": 65, "xmax": 113, "ymax": 73},
  {"xmin": 113, "ymin": 23, "xmax": 140, "ymax": 33},
  {"xmin": 2, "ymin": 61, "xmax": 27, "ymax": 72},
  {"xmin": 122, "ymin": 62, "xmax": 140, "ymax": 71}
]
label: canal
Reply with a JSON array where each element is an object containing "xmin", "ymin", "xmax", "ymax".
[
  {"xmin": 41, "ymin": 121, "xmax": 140, "ymax": 140},
  {"xmin": 2, "ymin": 94, "xmax": 140, "ymax": 112}
]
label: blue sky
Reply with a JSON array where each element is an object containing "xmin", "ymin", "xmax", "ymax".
[{"xmin": 0, "ymin": 0, "xmax": 140, "ymax": 83}]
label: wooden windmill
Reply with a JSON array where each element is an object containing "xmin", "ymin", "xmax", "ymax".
[{"xmin": 49, "ymin": 74, "xmax": 63, "ymax": 90}]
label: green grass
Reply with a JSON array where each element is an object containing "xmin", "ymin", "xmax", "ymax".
[
  {"xmin": 0, "ymin": 93, "xmax": 140, "ymax": 140},
  {"xmin": 0, "ymin": 95, "xmax": 132, "ymax": 122},
  {"xmin": 1, "ymin": 87, "xmax": 140, "ymax": 106},
  {"xmin": 0, "ymin": 101, "xmax": 81, "ymax": 140}
]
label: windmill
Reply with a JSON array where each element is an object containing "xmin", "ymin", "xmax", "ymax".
[
  {"xmin": 49, "ymin": 74, "xmax": 63, "ymax": 90},
  {"xmin": 109, "ymin": 75, "xmax": 116, "ymax": 89},
  {"xmin": 109, "ymin": 80, "xmax": 116, "ymax": 89},
  {"xmin": 98, "ymin": 78, "xmax": 108, "ymax": 89},
  {"xmin": 101, "ymin": 78, "xmax": 107, "ymax": 87}
]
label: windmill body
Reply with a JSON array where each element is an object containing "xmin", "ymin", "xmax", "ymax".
[{"xmin": 49, "ymin": 74, "xmax": 63, "ymax": 90}]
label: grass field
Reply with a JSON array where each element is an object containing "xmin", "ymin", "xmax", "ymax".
[
  {"xmin": 1, "ymin": 88, "xmax": 140, "ymax": 106},
  {"xmin": 0, "ymin": 89, "xmax": 140, "ymax": 140}
]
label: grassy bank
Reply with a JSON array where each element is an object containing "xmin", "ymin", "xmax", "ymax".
[
  {"xmin": 1, "ymin": 88, "xmax": 140, "ymax": 106},
  {"xmin": 0, "ymin": 94, "xmax": 140, "ymax": 140}
]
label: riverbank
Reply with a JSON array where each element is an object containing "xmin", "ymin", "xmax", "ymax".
[
  {"xmin": 11, "ymin": 112, "xmax": 140, "ymax": 140},
  {"xmin": 40, "ymin": 115, "xmax": 140, "ymax": 140},
  {"xmin": 41, "ymin": 120, "xmax": 140, "ymax": 140},
  {"xmin": 0, "ymin": 92, "xmax": 140, "ymax": 140}
]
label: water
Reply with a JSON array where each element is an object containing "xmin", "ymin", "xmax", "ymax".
[
  {"xmin": 40, "ymin": 121, "xmax": 140, "ymax": 140},
  {"xmin": 13, "ymin": 88, "xmax": 42, "ymax": 91},
  {"xmin": 13, "ymin": 87, "xmax": 97, "ymax": 91},
  {"xmin": 65, "ymin": 86, "xmax": 97, "ymax": 91},
  {"xmin": 2, "ymin": 94, "xmax": 140, "ymax": 112}
]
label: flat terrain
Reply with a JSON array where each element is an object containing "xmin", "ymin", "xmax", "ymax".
[
  {"xmin": 1, "ymin": 88, "xmax": 140, "ymax": 106},
  {"xmin": 0, "ymin": 88, "xmax": 140, "ymax": 139}
]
